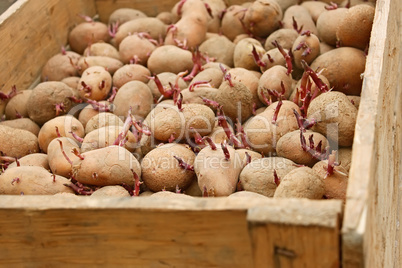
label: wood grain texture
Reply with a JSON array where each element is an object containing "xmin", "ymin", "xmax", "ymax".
[
  {"xmin": 248, "ymin": 199, "xmax": 342, "ymax": 268},
  {"xmin": 342, "ymin": 0, "xmax": 402, "ymax": 266},
  {"xmin": 0, "ymin": 0, "xmax": 96, "ymax": 116}
]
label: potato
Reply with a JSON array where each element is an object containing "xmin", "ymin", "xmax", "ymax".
[
  {"xmin": 300, "ymin": 1, "xmax": 327, "ymax": 23},
  {"xmin": 119, "ymin": 34, "xmax": 156, "ymax": 65},
  {"xmin": 85, "ymin": 112, "xmax": 124, "ymax": 134},
  {"xmin": 165, "ymin": 0, "xmax": 210, "ymax": 49},
  {"xmin": 228, "ymin": 191, "xmax": 268, "ymax": 199},
  {"xmin": 244, "ymin": 101, "xmax": 301, "ymax": 155},
  {"xmin": 181, "ymin": 86, "xmax": 219, "ymax": 108},
  {"xmin": 0, "ymin": 118, "xmax": 40, "ymax": 136},
  {"xmin": 190, "ymin": 68, "xmax": 223, "ymax": 89},
  {"xmin": 61, "ymin": 76, "xmax": 81, "ymax": 91},
  {"xmin": 7, "ymin": 153, "xmax": 49, "ymax": 170},
  {"xmin": 113, "ymin": 18, "xmax": 167, "ymax": 47},
  {"xmin": 0, "ymin": 125, "xmax": 39, "ymax": 158},
  {"xmin": 221, "ymin": 5, "xmax": 247, "ymax": 41},
  {"xmin": 148, "ymin": 103, "xmax": 215, "ymax": 142},
  {"xmin": 83, "ymin": 42, "xmax": 120, "ymax": 60},
  {"xmin": 282, "ymin": 5, "xmax": 318, "ymax": 35},
  {"xmin": 183, "ymin": 179, "xmax": 202, "ymax": 197},
  {"xmin": 113, "ymin": 64, "xmax": 151, "ymax": 88},
  {"xmin": 337, "ymin": 147, "xmax": 352, "ymax": 172},
  {"xmin": 77, "ymin": 66, "xmax": 112, "ymax": 101},
  {"xmin": 264, "ymin": 29, "xmax": 299, "ymax": 51},
  {"xmin": 68, "ymin": 21, "xmax": 110, "ymax": 54},
  {"xmin": 108, "ymin": 8, "xmax": 147, "ymax": 25},
  {"xmin": 336, "ymin": 5, "xmax": 375, "ymax": 50},
  {"xmin": 156, "ymin": 11, "xmax": 175, "ymax": 25},
  {"xmin": 292, "ymin": 33, "xmax": 320, "ymax": 69},
  {"xmin": 307, "ymin": 91, "xmax": 358, "ymax": 147},
  {"xmin": 77, "ymin": 56, "xmax": 124, "ymax": 75},
  {"xmin": 273, "ymin": 167, "xmax": 324, "ymax": 199},
  {"xmin": 312, "ymin": 160, "xmax": 349, "ymax": 200},
  {"xmin": 310, "ymin": 47, "xmax": 366, "ymax": 95},
  {"xmin": 316, "ymin": 8, "xmax": 348, "ymax": 46},
  {"xmin": 258, "ymin": 65, "xmax": 293, "ymax": 105},
  {"xmin": 206, "ymin": 119, "xmax": 234, "ymax": 144},
  {"xmin": 243, "ymin": 0, "xmax": 282, "ymax": 38},
  {"xmin": 77, "ymin": 101, "xmax": 113, "ymax": 128},
  {"xmin": 147, "ymin": 45, "xmax": 193, "ymax": 75},
  {"xmin": 72, "ymin": 146, "xmax": 141, "ymax": 187},
  {"xmin": 80, "ymin": 126, "xmax": 138, "ymax": 153},
  {"xmin": 41, "ymin": 51, "xmax": 81, "ymax": 82},
  {"xmin": 47, "ymin": 137, "xmax": 80, "ymax": 178},
  {"xmin": 112, "ymin": 80, "xmax": 153, "ymax": 121},
  {"xmin": 26, "ymin": 82, "xmax": 75, "ymax": 125},
  {"xmin": 194, "ymin": 144, "xmax": 240, "ymax": 197},
  {"xmin": 0, "ymin": 166, "xmax": 73, "ymax": 195},
  {"xmin": 90, "ymin": 185, "xmax": 131, "ymax": 197},
  {"xmin": 239, "ymin": 157, "xmax": 296, "ymax": 197},
  {"xmin": 347, "ymin": 95, "xmax": 361, "ymax": 110},
  {"xmin": 276, "ymin": 130, "xmax": 329, "ymax": 167},
  {"xmin": 234, "ymin": 38, "xmax": 266, "ymax": 71},
  {"xmin": 228, "ymin": 67, "xmax": 263, "ymax": 108},
  {"xmin": 147, "ymin": 72, "xmax": 188, "ymax": 99},
  {"xmin": 235, "ymin": 148, "xmax": 263, "ymax": 169},
  {"xmin": 260, "ymin": 48, "xmax": 287, "ymax": 72},
  {"xmin": 4, "ymin": 90, "xmax": 32, "ymax": 120},
  {"xmin": 199, "ymin": 35, "xmax": 235, "ymax": 67},
  {"xmin": 141, "ymin": 144, "xmax": 196, "ymax": 192},
  {"xmin": 38, "ymin": 115, "xmax": 85, "ymax": 153},
  {"xmin": 319, "ymin": 42, "xmax": 335, "ymax": 55}
]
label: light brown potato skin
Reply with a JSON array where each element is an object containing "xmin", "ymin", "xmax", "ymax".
[
  {"xmin": 68, "ymin": 22, "xmax": 110, "ymax": 54},
  {"xmin": 0, "ymin": 125, "xmax": 39, "ymax": 158},
  {"xmin": 38, "ymin": 115, "xmax": 85, "ymax": 153},
  {"xmin": 77, "ymin": 56, "xmax": 123, "ymax": 76},
  {"xmin": 77, "ymin": 66, "xmax": 112, "ymax": 101},
  {"xmin": 41, "ymin": 51, "xmax": 81, "ymax": 82},
  {"xmin": 206, "ymin": 119, "xmax": 234, "ymax": 144},
  {"xmin": 292, "ymin": 33, "xmax": 321, "ymax": 69},
  {"xmin": 141, "ymin": 144, "xmax": 196, "ymax": 192},
  {"xmin": 0, "ymin": 166, "xmax": 73, "ymax": 195},
  {"xmin": 300, "ymin": 1, "xmax": 327, "ymax": 23},
  {"xmin": 347, "ymin": 95, "xmax": 361, "ymax": 110},
  {"xmin": 181, "ymin": 86, "xmax": 219, "ymax": 109},
  {"xmin": 228, "ymin": 67, "xmax": 263, "ymax": 108},
  {"xmin": 240, "ymin": 157, "xmax": 296, "ymax": 197},
  {"xmin": 221, "ymin": 5, "xmax": 247, "ymax": 41},
  {"xmin": 77, "ymin": 101, "xmax": 113, "ymax": 128},
  {"xmin": 190, "ymin": 68, "xmax": 223, "ymax": 89},
  {"xmin": 83, "ymin": 42, "xmax": 121, "ymax": 60},
  {"xmin": 336, "ymin": 5, "xmax": 375, "ymax": 50},
  {"xmin": 5, "ymin": 90, "xmax": 32, "ymax": 120},
  {"xmin": 184, "ymin": 179, "xmax": 202, "ymax": 197},
  {"xmin": 258, "ymin": 66, "xmax": 293, "ymax": 105},
  {"xmin": 195, "ymin": 144, "xmax": 240, "ymax": 197},
  {"xmin": 147, "ymin": 72, "xmax": 188, "ymax": 99},
  {"xmin": 119, "ymin": 34, "xmax": 156, "ymax": 65},
  {"xmin": 147, "ymin": 45, "xmax": 193, "ymax": 75},
  {"xmin": 47, "ymin": 137, "xmax": 80, "ymax": 178},
  {"xmin": 243, "ymin": 0, "xmax": 282, "ymax": 38},
  {"xmin": 199, "ymin": 36, "xmax": 235, "ymax": 67},
  {"xmin": 234, "ymin": 38, "xmax": 266, "ymax": 71},
  {"xmin": 157, "ymin": 11, "xmax": 175, "ymax": 25},
  {"xmin": 312, "ymin": 160, "xmax": 349, "ymax": 200},
  {"xmin": 85, "ymin": 112, "xmax": 124, "ymax": 134},
  {"xmin": 80, "ymin": 126, "xmax": 138, "ymax": 153},
  {"xmin": 264, "ymin": 29, "xmax": 299, "ymax": 51},
  {"xmin": 73, "ymin": 146, "xmax": 141, "ymax": 187},
  {"xmin": 337, "ymin": 147, "xmax": 353, "ymax": 172},
  {"xmin": 26, "ymin": 82, "xmax": 75, "ymax": 125},
  {"xmin": 282, "ymin": 5, "xmax": 318, "ymax": 35},
  {"xmin": 113, "ymin": 81, "xmax": 153, "ymax": 121},
  {"xmin": 90, "ymin": 185, "xmax": 131, "ymax": 197},
  {"xmin": 0, "ymin": 118, "xmax": 40, "ymax": 136},
  {"xmin": 108, "ymin": 8, "xmax": 147, "ymax": 25},
  {"xmin": 276, "ymin": 130, "xmax": 329, "ymax": 167},
  {"xmin": 113, "ymin": 64, "xmax": 151, "ymax": 89},
  {"xmin": 316, "ymin": 8, "xmax": 348, "ymax": 46},
  {"xmin": 235, "ymin": 149, "xmax": 263, "ymax": 169},
  {"xmin": 310, "ymin": 47, "xmax": 366, "ymax": 95},
  {"xmin": 148, "ymin": 103, "xmax": 215, "ymax": 142},
  {"xmin": 307, "ymin": 91, "xmax": 358, "ymax": 147},
  {"xmin": 113, "ymin": 18, "xmax": 167, "ymax": 47},
  {"xmin": 61, "ymin": 77, "xmax": 81, "ymax": 91},
  {"xmin": 274, "ymin": 167, "xmax": 325, "ymax": 199},
  {"xmin": 7, "ymin": 153, "xmax": 49, "ymax": 170}
]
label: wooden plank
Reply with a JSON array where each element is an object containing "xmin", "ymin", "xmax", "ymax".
[
  {"xmin": 94, "ymin": 0, "xmax": 251, "ymax": 22},
  {"xmin": 342, "ymin": 0, "xmax": 402, "ymax": 266},
  {"xmin": 0, "ymin": 0, "xmax": 97, "ymax": 116},
  {"xmin": 247, "ymin": 199, "xmax": 342, "ymax": 268}
]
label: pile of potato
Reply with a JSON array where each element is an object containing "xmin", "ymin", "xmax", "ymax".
[{"xmin": 0, "ymin": 0, "xmax": 375, "ymax": 200}]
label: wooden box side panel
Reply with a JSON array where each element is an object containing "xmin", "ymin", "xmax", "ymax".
[
  {"xmin": 94, "ymin": 0, "xmax": 251, "ymax": 22},
  {"xmin": 0, "ymin": 208, "xmax": 253, "ymax": 267},
  {"xmin": 342, "ymin": 0, "xmax": 402, "ymax": 266},
  {"xmin": 0, "ymin": 0, "xmax": 97, "ymax": 115}
]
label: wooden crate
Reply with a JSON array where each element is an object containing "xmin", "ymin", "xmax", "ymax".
[{"xmin": 0, "ymin": 0, "xmax": 400, "ymax": 267}]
